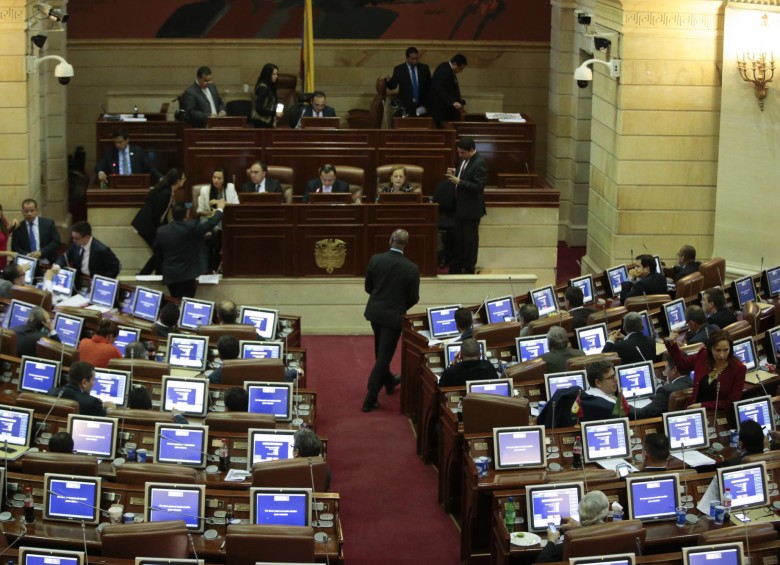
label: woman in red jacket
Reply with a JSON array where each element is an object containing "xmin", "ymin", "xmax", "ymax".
[{"xmin": 78, "ymin": 319, "xmax": 122, "ymax": 368}]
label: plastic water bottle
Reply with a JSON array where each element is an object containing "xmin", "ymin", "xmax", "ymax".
[
  {"xmin": 572, "ymin": 435, "xmax": 583, "ymax": 470},
  {"xmin": 218, "ymin": 439, "xmax": 230, "ymax": 472},
  {"xmin": 24, "ymin": 487, "xmax": 35, "ymax": 524},
  {"xmin": 723, "ymin": 488, "xmax": 732, "ymax": 521},
  {"xmin": 504, "ymin": 497, "xmax": 516, "ymax": 533}
]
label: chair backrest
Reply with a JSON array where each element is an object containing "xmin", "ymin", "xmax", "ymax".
[
  {"xmin": 115, "ymin": 463, "xmax": 198, "ymax": 484},
  {"xmin": 376, "ymin": 164, "xmax": 424, "ymax": 193},
  {"xmin": 225, "ymin": 99, "xmax": 252, "ymax": 118},
  {"xmin": 462, "ymin": 394, "xmax": 529, "ymax": 433},
  {"xmin": 109, "ymin": 358, "xmax": 171, "ymax": 380},
  {"xmin": 699, "ymin": 257, "xmax": 726, "ymax": 289},
  {"xmin": 393, "ymin": 116, "xmax": 435, "ymax": 129},
  {"xmin": 743, "ymin": 301, "xmax": 776, "ymax": 335},
  {"xmin": 221, "ymin": 358, "xmax": 286, "ymax": 385},
  {"xmin": 623, "ymin": 294, "xmax": 672, "ymax": 313},
  {"xmin": 35, "ymin": 337, "xmax": 79, "ymax": 367},
  {"xmin": 275, "ymin": 73, "xmax": 299, "ymax": 110},
  {"xmin": 267, "ymin": 165, "xmax": 294, "ymax": 204},
  {"xmin": 676, "ymin": 272, "xmax": 704, "ymax": 300},
  {"xmin": 16, "ymin": 391, "xmax": 80, "ymax": 418},
  {"xmin": 699, "ymin": 522, "xmax": 777, "ymax": 545},
  {"xmin": 107, "ymin": 408, "xmax": 175, "ymax": 425},
  {"xmin": 205, "ymin": 411, "xmax": 276, "ymax": 432},
  {"xmin": 722, "ymin": 319, "xmax": 752, "ymax": 340},
  {"xmin": 192, "ymin": 183, "xmax": 208, "ymax": 209},
  {"xmin": 563, "ymin": 519, "xmax": 646, "ymax": 559},
  {"xmin": 565, "ymin": 352, "xmax": 621, "ymax": 371},
  {"xmin": 473, "ymin": 321, "xmax": 522, "ymax": 346},
  {"xmin": 21, "ymin": 452, "xmax": 99, "ymax": 476},
  {"xmin": 554, "ymin": 468, "xmax": 619, "ymax": 485},
  {"xmin": 504, "ymin": 357, "xmax": 547, "ymax": 384},
  {"xmin": 668, "ymin": 388, "xmax": 693, "ymax": 412},
  {"xmin": 335, "ymin": 165, "xmax": 364, "ymax": 202},
  {"xmin": 251, "ymin": 456, "xmax": 328, "ymax": 490},
  {"xmin": 198, "ymin": 323, "xmax": 259, "ymax": 345},
  {"xmin": 0, "ymin": 328, "xmax": 17, "ymax": 356},
  {"xmin": 742, "ymin": 450, "xmax": 780, "ymax": 464},
  {"xmin": 11, "ymin": 285, "xmax": 52, "ymax": 311},
  {"xmin": 101, "ymin": 520, "xmax": 189, "ymax": 558},
  {"xmin": 225, "ymin": 525, "xmax": 315, "ymax": 565},
  {"xmin": 527, "ymin": 313, "xmax": 574, "ymax": 337},
  {"xmin": 586, "ymin": 306, "xmax": 629, "ymax": 329}
]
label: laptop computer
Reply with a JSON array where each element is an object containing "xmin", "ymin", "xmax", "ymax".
[{"xmin": 0, "ymin": 404, "xmax": 35, "ymax": 461}]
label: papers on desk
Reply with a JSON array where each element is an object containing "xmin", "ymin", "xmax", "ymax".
[
  {"xmin": 597, "ymin": 458, "xmax": 638, "ymax": 473},
  {"xmin": 136, "ymin": 275, "xmax": 163, "ymax": 282},
  {"xmin": 630, "ymin": 397, "xmax": 653, "ymax": 408},
  {"xmin": 745, "ymin": 369, "xmax": 776, "ymax": 385},
  {"xmin": 198, "ymin": 274, "xmax": 222, "ymax": 285},
  {"xmin": 696, "ymin": 476, "xmax": 719, "ymax": 515},
  {"xmin": 485, "ymin": 112, "xmax": 526, "ymax": 123},
  {"xmin": 119, "ymin": 114, "xmax": 147, "ymax": 122},
  {"xmin": 57, "ymin": 294, "xmax": 89, "ymax": 308},
  {"xmin": 416, "ymin": 330, "xmax": 443, "ymax": 347},
  {"xmin": 671, "ymin": 450, "xmax": 716, "ymax": 467},
  {"xmin": 224, "ymin": 469, "xmax": 251, "ymax": 482}
]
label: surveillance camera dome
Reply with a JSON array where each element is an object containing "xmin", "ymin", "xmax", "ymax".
[
  {"xmin": 54, "ymin": 61, "xmax": 73, "ymax": 85},
  {"xmin": 576, "ymin": 80, "xmax": 590, "ymax": 89},
  {"xmin": 574, "ymin": 65, "xmax": 592, "ymax": 88}
]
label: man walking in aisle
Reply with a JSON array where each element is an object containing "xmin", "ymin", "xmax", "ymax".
[{"xmin": 362, "ymin": 229, "xmax": 420, "ymax": 412}]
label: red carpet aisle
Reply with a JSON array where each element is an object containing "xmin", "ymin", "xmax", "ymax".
[{"xmin": 302, "ymin": 335, "xmax": 461, "ymax": 564}]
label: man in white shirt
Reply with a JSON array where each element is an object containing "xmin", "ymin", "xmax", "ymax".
[
  {"xmin": 582, "ymin": 360, "xmax": 620, "ymax": 421},
  {"xmin": 239, "ymin": 161, "xmax": 283, "ymax": 195},
  {"xmin": 180, "ymin": 66, "xmax": 226, "ymax": 128}
]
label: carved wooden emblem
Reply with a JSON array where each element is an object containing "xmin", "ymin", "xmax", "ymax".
[{"xmin": 314, "ymin": 239, "xmax": 347, "ymax": 273}]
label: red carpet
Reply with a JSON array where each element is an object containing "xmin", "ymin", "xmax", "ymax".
[{"xmin": 303, "ymin": 335, "xmax": 461, "ymax": 564}]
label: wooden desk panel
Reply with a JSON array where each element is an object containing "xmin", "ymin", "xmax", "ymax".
[
  {"xmin": 96, "ymin": 119, "xmax": 185, "ymax": 179},
  {"xmin": 267, "ymin": 129, "xmax": 376, "ymax": 146},
  {"xmin": 266, "ymin": 150, "xmax": 374, "ymax": 197},
  {"xmin": 186, "ymin": 148, "xmax": 261, "ymax": 186},
  {"xmin": 185, "ymin": 128, "xmax": 260, "ymax": 147}
]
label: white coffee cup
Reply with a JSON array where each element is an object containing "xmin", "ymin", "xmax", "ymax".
[{"xmin": 108, "ymin": 505, "xmax": 123, "ymax": 525}]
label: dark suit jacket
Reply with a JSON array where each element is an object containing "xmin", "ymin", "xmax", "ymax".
[
  {"xmin": 56, "ymin": 237, "xmax": 121, "ymax": 279},
  {"xmin": 602, "ymin": 332, "xmax": 656, "ymax": 365},
  {"xmin": 386, "ymin": 62, "xmax": 431, "ymax": 115},
  {"xmin": 240, "ymin": 178, "xmax": 283, "ymax": 193},
  {"xmin": 686, "ymin": 323, "xmax": 720, "ymax": 345},
  {"xmin": 429, "ymin": 61, "xmax": 463, "ymax": 126},
  {"xmin": 455, "ymin": 152, "xmax": 488, "ymax": 220},
  {"xmin": 364, "ymin": 249, "xmax": 420, "ymax": 330},
  {"xmin": 708, "ymin": 308, "xmax": 737, "ymax": 330},
  {"xmin": 569, "ymin": 307, "xmax": 596, "ymax": 330},
  {"xmin": 303, "ymin": 179, "xmax": 350, "ymax": 203},
  {"xmin": 633, "ymin": 375, "xmax": 693, "ymax": 419},
  {"xmin": 180, "ymin": 82, "xmax": 225, "ymax": 128},
  {"xmin": 673, "ymin": 261, "xmax": 701, "ymax": 280},
  {"xmin": 439, "ymin": 359, "xmax": 497, "ymax": 388},
  {"xmin": 154, "ymin": 211, "xmax": 223, "ymax": 285},
  {"xmin": 541, "ymin": 348, "xmax": 585, "ymax": 373},
  {"xmin": 95, "ymin": 144, "xmax": 161, "ymax": 180},
  {"xmin": 48, "ymin": 383, "xmax": 106, "ymax": 417},
  {"xmin": 11, "ymin": 217, "xmax": 61, "ymax": 263},
  {"xmin": 12, "ymin": 325, "xmax": 49, "ymax": 358},
  {"xmin": 619, "ymin": 272, "xmax": 668, "ymax": 303},
  {"xmin": 291, "ymin": 104, "xmax": 337, "ymax": 127},
  {"xmin": 580, "ymin": 393, "xmax": 617, "ymax": 422},
  {"xmin": 131, "ymin": 186, "xmax": 172, "ymax": 247}
]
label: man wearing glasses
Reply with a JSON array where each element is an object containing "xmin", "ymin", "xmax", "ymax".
[{"xmin": 582, "ymin": 360, "xmax": 621, "ymax": 421}]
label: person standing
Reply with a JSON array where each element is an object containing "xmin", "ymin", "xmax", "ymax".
[
  {"xmin": 429, "ymin": 53, "xmax": 467, "ymax": 127},
  {"xmin": 180, "ymin": 66, "xmax": 226, "ymax": 128},
  {"xmin": 11, "ymin": 199, "xmax": 61, "ymax": 264},
  {"xmin": 55, "ymin": 221, "xmax": 121, "ymax": 281},
  {"xmin": 251, "ymin": 63, "xmax": 284, "ymax": 128},
  {"xmin": 0, "ymin": 203, "xmax": 18, "ymax": 269},
  {"xmin": 362, "ymin": 229, "xmax": 420, "ymax": 412},
  {"xmin": 385, "ymin": 46, "xmax": 432, "ymax": 117},
  {"xmin": 445, "ymin": 137, "xmax": 487, "ymax": 274}
]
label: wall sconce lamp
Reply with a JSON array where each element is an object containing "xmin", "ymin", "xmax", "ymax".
[{"xmin": 737, "ymin": 14, "xmax": 775, "ymax": 111}]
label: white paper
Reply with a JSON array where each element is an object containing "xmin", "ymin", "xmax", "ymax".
[
  {"xmin": 198, "ymin": 274, "xmax": 221, "ymax": 285},
  {"xmin": 671, "ymin": 450, "xmax": 716, "ymax": 467},
  {"xmin": 696, "ymin": 476, "xmax": 719, "ymax": 515},
  {"xmin": 56, "ymin": 294, "xmax": 89, "ymax": 308},
  {"xmin": 224, "ymin": 469, "xmax": 251, "ymax": 482},
  {"xmin": 135, "ymin": 275, "xmax": 163, "ymax": 282}
]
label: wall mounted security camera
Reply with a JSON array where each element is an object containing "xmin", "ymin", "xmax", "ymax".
[
  {"xmin": 593, "ymin": 37, "xmax": 611, "ymax": 51},
  {"xmin": 54, "ymin": 61, "xmax": 74, "ymax": 85},
  {"xmin": 574, "ymin": 11, "xmax": 593, "ymax": 26},
  {"xmin": 574, "ymin": 58, "xmax": 621, "ymax": 89},
  {"xmin": 26, "ymin": 54, "xmax": 74, "ymax": 86},
  {"xmin": 35, "ymin": 2, "xmax": 68, "ymax": 23}
]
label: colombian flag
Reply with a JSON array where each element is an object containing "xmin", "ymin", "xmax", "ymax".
[
  {"xmin": 300, "ymin": 0, "xmax": 315, "ymax": 93},
  {"xmin": 571, "ymin": 390, "xmax": 583, "ymax": 421},
  {"xmin": 612, "ymin": 390, "xmax": 631, "ymax": 417}
]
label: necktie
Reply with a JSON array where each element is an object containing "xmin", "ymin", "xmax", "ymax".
[
  {"xmin": 28, "ymin": 221, "xmax": 37, "ymax": 252},
  {"xmin": 410, "ymin": 65, "xmax": 419, "ymax": 102},
  {"xmin": 459, "ymin": 160, "xmax": 469, "ymax": 177},
  {"xmin": 256, "ymin": 184, "xmax": 261, "ymax": 192},
  {"xmin": 78, "ymin": 246, "xmax": 84, "ymax": 269},
  {"xmin": 122, "ymin": 149, "xmax": 131, "ymax": 175}
]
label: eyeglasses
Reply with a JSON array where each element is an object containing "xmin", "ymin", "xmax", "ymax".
[{"xmin": 600, "ymin": 375, "xmax": 617, "ymax": 382}]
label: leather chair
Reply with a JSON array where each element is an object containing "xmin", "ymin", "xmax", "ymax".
[
  {"xmin": 334, "ymin": 165, "xmax": 364, "ymax": 203},
  {"xmin": 393, "ymin": 116, "xmax": 434, "ymax": 129},
  {"xmin": 553, "ymin": 468, "xmax": 618, "ymax": 485},
  {"xmin": 375, "ymin": 164, "xmax": 424, "ymax": 193},
  {"xmin": 743, "ymin": 301, "xmax": 776, "ymax": 334},
  {"xmin": 116, "ymin": 463, "xmax": 198, "ymax": 485},
  {"xmin": 668, "ymin": 388, "xmax": 693, "ymax": 412},
  {"xmin": 345, "ymin": 76, "xmax": 387, "ymax": 129},
  {"xmin": 563, "ymin": 519, "xmax": 646, "ymax": 559},
  {"xmin": 16, "ymin": 391, "xmax": 79, "ymax": 418},
  {"xmin": 566, "ymin": 352, "xmax": 621, "ymax": 372},
  {"xmin": 699, "ymin": 522, "xmax": 777, "ymax": 545},
  {"xmin": 0, "ymin": 328, "xmax": 17, "ymax": 356},
  {"xmin": 527, "ymin": 314, "xmax": 574, "ymax": 337},
  {"xmin": 473, "ymin": 321, "xmax": 522, "ymax": 346},
  {"xmin": 586, "ymin": 306, "xmax": 629, "ymax": 330},
  {"xmin": 722, "ymin": 320, "xmax": 752, "ymax": 340},
  {"xmin": 504, "ymin": 357, "xmax": 547, "ymax": 385},
  {"xmin": 251, "ymin": 456, "xmax": 328, "ymax": 491},
  {"xmin": 21, "ymin": 452, "xmax": 98, "ymax": 476},
  {"xmin": 225, "ymin": 99, "xmax": 252, "ymax": 119},
  {"xmin": 225, "ymin": 525, "xmax": 315, "ymax": 565},
  {"xmin": 107, "ymin": 408, "xmax": 175, "ymax": 425},
  {"xmin": 623, "ymin": 294, "xmax": 672, "ymax": 313},
  {"xmin": 109, "ymin": 358, "xmax": 171, "ymax": 380},
  {"xmin": 35, "ymin": 337, "xmax": 78, "ymax": 368},
  {"xmin": 742, "ymin": 450, "xmax": 780, "ymax": 464},
  {"xmin": 676, "ymin": 272, "xmax": 704, "ymax": 300},
  {"xmin": 275, "ymin": 73, "xmax": 299, "ymax": 113},
  {"xmin": 54, "ymin": 306, "xmax": 102, "ymax": 328},
  {"xmin": 11, "ymin": 285, "xmax": 52, "ymax": 311},
  {"xmin": 699, "ymin": 257, "xmax": 726, "ymax": 289},
  {"xmin": 461, "ymin": 394, "xmax": 529, "ymax": 433},
  {"xmin": 198, "ymin": 323, "xmax": 258, "ymax": 345},
  {"xmin": 206, "ymin": 411, "xmax": 276, "ymax": 432},
  {"xmin": 267, "ymin": 165, "xmax": 294, "ymax": 204},
  {"xmin": 101, "ymin": 520, "xmax": 189, "ymax": 559},
  {"xmin": 221, "ymin": 358, "xmax": 286, "ymax": 385}
]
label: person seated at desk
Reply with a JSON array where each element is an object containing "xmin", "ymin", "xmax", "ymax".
[
  {"xmin": 48, "ymin": 431, "xmax": 74, "ymax": 454},
  {"xmin": 180, "ymin": 66, "xmax": 226, "ymax": 128},
  {"xmin": 701, "ymin": 287, "xmax": 737, "ymax": 329},
  {"xmin": 49, "ymin": 361, "xmax": 114, "ymax": 416},
  {"xmin": 0, "ymin": 263, "xmax": 25, "ymax": 299},
  {"xmin": 78, "ymin": 319, "xmax": 122, "ymax": 369},
  {"xmin": 95, "ymin": 128, "xmax": 162, "ymax": 186},
  {"xmin": 564, "ymin": 286, "xmax": 595, "ymax": 330},
  {"xmin": 209, "ymin": 334, "xmax": 302, "ymax": 385},
  {"xmin": 640, "ymin": 433, "xmax": 671, "ymax": 472},
  {"xmin": 128, "ymin": 386, "xmax": 188, "ymax": 424},
  {"xmin": 581, "ymin": 360, "xmax": 619, "ymax": 421},
  {"xmin": 124, "ymin": 340, "xmax": 149, "ymax": 360},
  {"xmin": 602, "ymin": 311, "xmax": 656, "ymax": 365},
  {"xmin": 632, "ymin": 352, "xmax": 692, "ymax": 420},
  {"xmin": 682, "ymin": 305, "xmax": 719, "ymax": 345},
  {"xmin": 377, "ymin": 165, "xmax": 415, "ymax": 197},
  {"xmin": 198, "ymin": 167, "xmax": 239, "ymax": 273},
  {"xmin": 291, "ymin": 90, "xmax": 336, "ymax": 127},
  {"xmin": 294, "ymin": 428, "xmax": 331, "ymax": 491},
  {"xmin": 670, "ymin": 244, "xmax": 700, "ymax": 280},
  {"xmin": 12, "ymin": 306, "xmax": 53, "ymax": 357},
  {"xmin": 303, "ymin": 164, "xmax": 350, "ymax": 203},
  {"xmin": 541, "ymin": 326, "xmax": 584, "ymax": 373},
  {"xmin": 454, "ymin": 307, "xmax": 473, "ymax": 341},
  {"xmin": 518, "ymin": 303, "xmax": 539, "ymax": 337},
  {"xmin": 721, "ymin": 419, "xmax": 766, "ymax": 467},
  {"xmin": 55, "ymin": 221, "xmax": 121, "ymax": 281},
  {"xmin": 217, "ymin": 300, "xmax": 238, "ymax": 324},
  {"xmin": 224, "ymin": 386, "xmax": 248, "ymax": 412},
  {"xmin": 665, "ymin": 329, "xmax": 746, "ymax": 411},
  {"xmin": 438, "ymin": 338, "xmax": 497, "ymax": 387},
  {"xmin": 619, "ymin": 253, "xmax": 667, "ymax": 303},
  {"xmin": 535, "ymin": 490, "xmax": 610, "ymax": 563},
  {"xmin": 12, "ymin": 198, "xmax": 61, "ymax": 265},
  {"xmin": 240, "ymin": 161, "xmax": 283, "ymax": 194},
  {"xmin": 154, "ymin": 302, "xmax": 180, "ymax": 338}
]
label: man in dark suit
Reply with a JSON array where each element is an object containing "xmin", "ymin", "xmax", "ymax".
[
  {"xmin": 95, "ymin": 128, "xmax": 161, "ymax": 185},
  {"xmin": 12, "ymin": 198, "xmax": 61, "ymax": 264},
  {"xmin": 439, "ymin": 338, "xmax": 497, "ymax": 387},
  {"xmin": 291, "ymin": 91, "xmax": 336, "ymax": 127},
  {"xmin": 541, "ymin": 326, "xmax": 584, "ymax": 373},
  {"xmin": 240, "ymin": 161, "xmax": 283, "ymax": 194},
  {"xmin": 445, "ymin": 137, "xmax": 487, "ymax": 274},
  {"xmin": 619, "ymin": 253, "xmax": 668, "ymax": 303},
  {"xmin": 12, "ymin": 306, "xmax": 52, "ymax": 358},
  {"xmin": 565, "ymin": 286, "xmax": 595, "ymax": 330},
  {"xmin": 55, "ymin": 221, "xmax": 120, "ymax": 281},
  {"xmin": 454, "ymin": 307, "xmax": 473, "ymax": 341},
  {"xmin": 702, "ymin": 287, "xmax": 737, "ymax": 329},
  {"xmin": 428, "ymin": 53, "xmax": 467, "ymax": 127},
  {"xmin": 683, "ymin": 305, "xmax": 719, "ymax": 345},
  {"xmin": 670, "ymin": 245, "xmax": 701, "ymax": 280},
  {"xmin": 385, "ymin": 46, "xmax": 432, "ymax": 117},
  {"xmin": 602, "ymin": 311, "xmax": 657, "ymax": 364},
  {"xmin": 48, "ymin": 361, "xmax": 113, "ymax": 417},
  {"xmin": 154, "ymin": 200, "xmax": 225, "ymax": 299},
  {"xmin": 362, "ymin": 229, "xmax": 420, "ymax": 412},
  {"xmin": 303, "ymin": 164, "xmax": 351, "ymax": 203},
  {"xmin": 581, "ymin": 360, "xmax": 619, "ymax": 422},
  {"xmin": 180, "ymin": 66, "xmax": 226, "ymax": 128},
  {"xmin": 633, "ymin": 353, "xmax": 692, "ymax": 419}
]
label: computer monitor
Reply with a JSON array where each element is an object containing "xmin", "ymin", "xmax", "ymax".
[
  {"xmin": 114, "ymin": 325, "xmax": 141, "ymax": 357},
  {"xmin": 528, "ymin": 285, "xmax": 558, "ymax": 318},
  {"xmin": 131, "ymin": 286, "xmax": 163, "ymax": 322},
  {"xmin": 53, "ymin": 312, "xmax": 84, "ymax": 348},
  {"xmin": 14, "ymin": 255, "xmax": 37, "ymax": 286},
  {"xmin": 662, "ymin": 408, "xmax": 709, "ymax": 451},
  {"xmin": 761, "ymin": 266, "xmax": 780, "ymax": 298},
  {"xmin": 764, "ymin": 325, "xmax": 780, "ymax": 365},
  {"xmin": 444, "ymin": 339, "xmax": 486, "ymax": 368},
  {"xmin": 662, "ymin": 298, "xmax": 688, "ymax": 334},
  {"xmin": 250, "ymin": 487, "xmax": 312, "ymax": 528},
  {"xmin": 575, "ymin": 323, "xmax": 608, "ymax": 355},
  {"xmin": 734, "ymin": 396, "xmax": 775, "ymax": 435},
  {"xmin": 605, "ymin": 265, "xmax": 629, "ymax": 297},
  {"xmin": 19, "ymin": 548, "xmax": 85, "ymax": 565},
  {"xmin": 43, "ymin": 473, "xmax": 102, "ymax": 525},
  {"xmin": 626, "ymin": 473, "xmax": 680, "ymax": 522},
  {"xmin": 144, "ymin": 482, "xmax": 206, "ymax": 533},
  {"xmin": 166, "ymin": 333, "xmax": 209, "ymax": 373},
  {"xmin": 245, "ymin": 382, "xmax": 293, "ymax": 422},
  {"xmin": 525, "ymin": 482, "xmax": 583, "ymax": 533},
  {"xmin": 239, "ymin": 340, "xmax": 284, "ymax": 360},
  {"xmin": 569, "ymin": 275, "xmax": 595, "ymax": 306},
  {"xmin": 717, "ymin": 462, "xmax": 769, "ymax": 512},
  {"xmin": 492, "ymin": 426, "xmax": 546, "ymax": 470},
  {"xmin": 581, "ymin": 418, "xmax": 631, "ymax": 463},
  {"xmin": 3, "ymin": 299, "xmax": 34, "ymax": 329},
  {"xmin": 732, "ymin": 275, "xmax": 757, "ymax": 308},
  {"xmin": 544, "ymin": 371, "xmax": 586, "ymax": 400},
  {"xmin": 161, "ymin": 375, "xmax": 209, "ymax": 418},
  {"xmin": 484, "ymin": 295, "xmax": 516, "ymax": 324},
  {"xmin": 178, "ymin": 297, "xmax": 215, "ymax": 330},
  {"xmin": 248, "ymin": 428, "xmax": 296, "ymax": 466},
  {"xmin": 466, "ymin": 378, "xmax": 513, "ymax": 397},
  {"xmin": 616, "ymin": 361, "xmax": 656, "ymax": 401},
  {"xmin": 0, "ymin": 404, "xmax": 33, "ymax": 448},
  {"xmin": 515, "ymin": 336, "xmax": 550, "ymax": 363},
  {"xmin": 732, "ymin": 336, "xmax": 758, "ymax": 371},
  {"xmin": 67, "ymin": 414, "xmax": 118, "ymax": 458},
  {"xmin": 89, "ymin": 275, "xmax": 119, "ymax": 309},
  {"xmin": 637, "ymin": 310, "xmax": 654, "ymax": 338},
  {"xmin": 426, "ymin": 304, "xmax": 461, "ymax": 340},
  {"xmin": 18, "ymin": 356, "xmax": 61, "ymax": 394},
  {"xmin": 682, "ymin": 543, "xmax": 743, "ymax": 565},
  {"xmin": 91, "ymin": 368, "xmax": 131, "ymax": 408},
  {"xmin": 154, "ymin": 423, "xmax": 209, "ymax": 468},
  {"xmin": 52, "ymin": 267, "xmax": 77, "ymax": 296},
  {"xmin": 239, "ymin": 306, "xmax": 279, "ymax": 340}
]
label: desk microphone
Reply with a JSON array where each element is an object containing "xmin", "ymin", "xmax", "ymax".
[
  {"xmin": 474, "ymin": 294, "xmax": 490, "ymax": 323},
  {"xmin": 0, "ymin": 519, "xmax": 27, "ymax": 558},
  {"xmin": 508, "ymin": 276, "xmax": 517, "ymax": 302},
  {"xmin": 716, "ymin": 264, "xmax": 724, "ymax": 289},
  {"xmin": 81, "ymin": 520, "xmax": 90, "ymax": 565},
  {"xmin": 711, "ymin": 381, "xmax": 723, "ymax": 450},
  {"xmin": 147, "ymin": 503, "xmax": 218, "ymax": 539},
  {"xmin": 159, "ymin": 434, "xmax": 219, "ymax": 466},
  {"xmin": 630, "ymin": 249, "xmax": 634, "ymax": 262},
  {"xmin": 635, "ymin": 536, "xmax": 642, "ymax": 556},
  {"xmin": 546, "ymin": 401, "xmax": 556, "ymax": 455},
  {"xmin": 35, "ymin": 389, "xmax": 64, "ymax": 442},
  {"xmin": 188, "ymin": 531, "xmax": 200, "ymax": 561},
  {"xmin": 307, "ymin": 457, "xmax": 330, "ymax": 546}
]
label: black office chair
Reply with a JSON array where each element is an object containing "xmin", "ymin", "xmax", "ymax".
[{"xmin": 225, "ymin": 99, "xmax": 252, "ymax": 119}]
